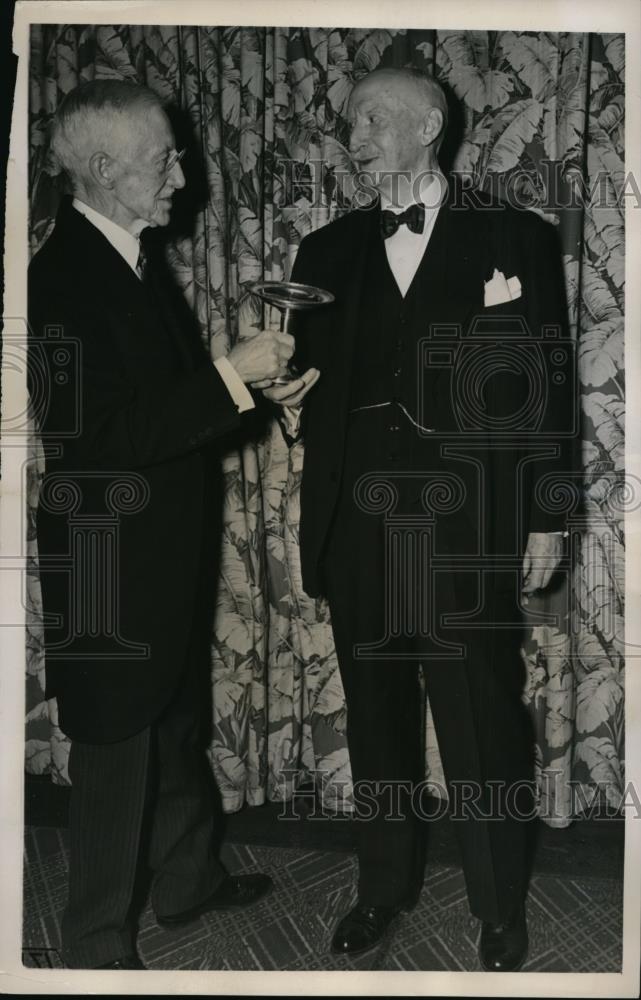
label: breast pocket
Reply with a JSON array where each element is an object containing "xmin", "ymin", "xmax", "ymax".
[{"xmin": 470, "ymin": 292, "xmax": 531, "ymax": 339}]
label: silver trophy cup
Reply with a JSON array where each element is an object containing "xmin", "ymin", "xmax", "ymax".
[{"xmin": 250, "ymin": 279, "xmax": 335, "ymax": 385}]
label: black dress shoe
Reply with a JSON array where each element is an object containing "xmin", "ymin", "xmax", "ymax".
[
  {"xmin": 479, "ymin": 903, "xmax": 528, "ymax": 972},
  {"xmin": 156, "ymin": 872, "xmax": 273, "ymax": 927},
  {"xmin": 330, "ymin": 902, "xmax": 405, "ymax": 956},
  {"xmin": 96, "ymin": 953, "xmax": 145, "ymax": 970}
]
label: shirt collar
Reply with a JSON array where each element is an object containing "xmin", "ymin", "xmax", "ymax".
[
  {"xmin": 72, "ymin": 198, "xmax": 144, "ymax": 273},
  {"xmin": 380, "ymin": 170, "xmax": 447, "ymax": 215}
]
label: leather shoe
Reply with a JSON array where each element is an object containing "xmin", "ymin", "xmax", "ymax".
[
  {"xmin": 96, "ymin": 953, "xmax": 145, "ymax": 970},
  {"xmin": 331, "ymin": 900, "xmax": 411, "ymax": 956},
  {"xmin": 479, "ymin": 902, "xmax": 528, "ymax": 971},
  {"xmin": 156, "ymin": 872, "xmax": 273, "ymax": 927}
]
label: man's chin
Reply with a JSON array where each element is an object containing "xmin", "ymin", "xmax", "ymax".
[{"xmin": 148, "ymin": 202, "xmax": 173, "ymax": 228}]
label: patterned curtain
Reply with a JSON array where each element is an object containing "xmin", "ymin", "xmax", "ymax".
[{"xmin": 26, "ymin": 26, "xmax": 625, "ymax": 825}]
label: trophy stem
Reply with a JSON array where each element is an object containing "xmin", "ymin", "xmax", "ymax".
[{"xmin": 280, "ymin": 307, "xmax": 295, "ymax": 335}]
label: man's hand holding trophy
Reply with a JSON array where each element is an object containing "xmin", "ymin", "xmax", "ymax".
[{"xmin": 247, "ymin": 279, "xmax": 333, "ymax": 407}]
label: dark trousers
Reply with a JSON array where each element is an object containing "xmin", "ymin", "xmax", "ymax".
[
  {"xmin": 61, "ymin": 636, "xmax": 226, "ymax": 968},
  {"xmin": 322, "ymin": 414, "xmax": 536, "ymax": 923}
]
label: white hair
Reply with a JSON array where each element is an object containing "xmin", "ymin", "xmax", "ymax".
[{"xmin": 50, "ymin": 79, "xmax": 163, "ymax": 190}]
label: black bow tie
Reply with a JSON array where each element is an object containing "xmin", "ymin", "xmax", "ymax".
[{"xmin": 380, "ymin": 203, "xmax": 425, "ymax": 239}]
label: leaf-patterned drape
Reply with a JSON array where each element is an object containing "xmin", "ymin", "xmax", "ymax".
[{"xmin": 26, "ymin": 26, "xmax": 625, "ymax": 825}]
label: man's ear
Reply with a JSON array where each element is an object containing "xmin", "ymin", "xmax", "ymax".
[
  {"xmin": 421, "ymin": 107, "xmax": 445, "ymax": 149},
  {"xmin": 88, "ymin": 151, "xmax": 117, "ymax": 190}
]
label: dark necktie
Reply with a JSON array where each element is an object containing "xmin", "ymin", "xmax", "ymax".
[
  {"xmin": 380, "ymin": 202, "xmax": 425, "ymax": 240},
  {"xmin": 135, "ymin": 243, "xmax": 148, "ymax": 282}
]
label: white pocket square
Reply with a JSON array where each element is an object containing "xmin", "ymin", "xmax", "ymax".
[{"xmin": 484, "ymin": 268, "xmax": 522, "ymax": 306}]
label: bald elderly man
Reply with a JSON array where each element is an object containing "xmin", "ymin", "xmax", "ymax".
[
  {"xmin": 265, "ymin": 68, "xmax": 574, "ymax": 969},
  {"xmin": 28, "ymin": 80, "xmax": 295, "ymax": 969}
]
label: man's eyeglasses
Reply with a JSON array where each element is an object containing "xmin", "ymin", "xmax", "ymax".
[
  {"xmin": 117, "ymin": 147, "xmax": 186, "ymax": 180},
  {"xmin": 163, "ymin": 148, "xmax": 186, "ymax": 177}
]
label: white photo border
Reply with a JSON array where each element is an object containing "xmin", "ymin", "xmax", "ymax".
[{"xmin": 2, "ymin": 1, "xmax": 639, "ymax": 995}]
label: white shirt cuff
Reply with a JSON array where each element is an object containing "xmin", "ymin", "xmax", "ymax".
[{"xmin": 214, "ymin": 356, "xmax": 255, "ymax": 413}]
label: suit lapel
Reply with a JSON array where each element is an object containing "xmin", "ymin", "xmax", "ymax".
[
  {"xmin": 139, "ymin": 255, "xmax": 197, "ymax": 372},
  {"xmin": 55, "ymin": 200, "xmax": 196, "ymax": 374},
  {"xmin": 332, "ymin": 204, "xmax": 381, "ymax": 416}
]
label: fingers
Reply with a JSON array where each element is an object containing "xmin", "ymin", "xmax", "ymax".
[
  {"xmin": 263, "ymin": 330, "xmax": 294, "ymax": 378},
  {"xmin": 521, "ymin": 532, "xmax": 564, "ymax": 594},
  {"xmin": 283, "ymin": 369, "xmax": 320, "ymax": 406},
  {"xmin": 262, "ymin": 368, "xmax": 320, "ymax": 406},
  {"xmin": 274, "ymin": 331, "xmax": 295, "ymax": 351},
  {"xmin": 270, "ymin": 331, "xmax": 295, "ymax": 366},
  {"xmin": 521, "ymin": 556, "xmax": 563, "ymax": 593},
  {"xmin": 227, "ymin": 329, "xmax": 295, "ymax": 383},
  {"xmin": 276, "ymin": 368, "xmax": 319, "ymax": 398},
  {"xmin": 522, "ymin": 570, "xmax": 545, "ymax": 594},
  {"xmin": 522, "ymin": 551, "xmax": 546, "ymax": 593},
  {"xmin": 248, "ymin": 341, "xmax": 286, "ymax": 381},
  {"xmin": 522, "ymin": 559, "xmax": 550, "ymax": 592},
  {"xmin": 262, "ymin": 387, "xmax": 293, "ymax": 402}
]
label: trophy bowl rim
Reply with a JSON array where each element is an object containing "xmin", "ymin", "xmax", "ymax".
[{"xmin": 249, "ymin": 279, "xmax": 335, "ymax": 310}]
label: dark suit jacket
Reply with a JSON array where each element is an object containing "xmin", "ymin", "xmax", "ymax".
[
  {"xmin": 28, "ymin": 198, "xmax": 241, "ymax": 743},
  {"xmin": 290, "ymin": 180, "xmax": 577, "ymax": 599}
]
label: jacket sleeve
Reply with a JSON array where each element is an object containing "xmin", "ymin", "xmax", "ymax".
[
  {"xmin": 27, "ymin": 278, "xmax": 242, "ymax": 472},
  {"xmin": 521, "ymin": 214, "xmax": 579, "ymax": 535}
]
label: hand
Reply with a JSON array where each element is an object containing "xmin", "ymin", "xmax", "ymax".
[
  {"xmin": 226, "ymin": 330, "xmax": 294, "ymax": 384},
  {"xmin": 255, "ymin": 368, "xmax": 320, "ymax": 406},
  {"xmin": 521, "ymin": 532, "xmax": 564, "ymax": 594}
]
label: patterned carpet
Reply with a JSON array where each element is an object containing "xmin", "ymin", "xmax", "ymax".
[{"xmin": 23, "ymin": 826, "xmax": 623, "ymax": 972}]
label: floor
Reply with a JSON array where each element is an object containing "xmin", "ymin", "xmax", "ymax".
[{"xmin": 23, "ymin": 815, "xmax": 624, "ymax": 972}]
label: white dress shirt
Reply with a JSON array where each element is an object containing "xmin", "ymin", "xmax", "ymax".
[
  {"xmin": 380, "ymin": 171, "xmax": 446, "ymax": 297},
  {"xmin": 72, "ymin": 197, "xmax": 254, "ymax": 414}
]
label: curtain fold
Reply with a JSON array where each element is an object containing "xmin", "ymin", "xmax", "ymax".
[{"xmin": 26, "ymin": 25, "xmax": 625, "ymax": 825}]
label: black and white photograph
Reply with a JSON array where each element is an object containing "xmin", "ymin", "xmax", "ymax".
[{"xmin": 1, "ymin": 0, "xmax": 640, "ymax": 993}]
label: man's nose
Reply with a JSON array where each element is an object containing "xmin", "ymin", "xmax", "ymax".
[
  {"xmin": 348, "ymin": 121, "xmax": 367, "ymax": 157},
  {"xmin": 170, "ymin": 161, "xmax": 186, "ymax": 190}
]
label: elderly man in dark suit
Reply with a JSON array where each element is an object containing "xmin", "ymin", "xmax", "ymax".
[
  {"xmin": 28, "ymin": 80, "xmax": 297, "ymax": 970},
  {"xmin": 265, "ymin": 67, "xmax": 574, "ymax": 970}
]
